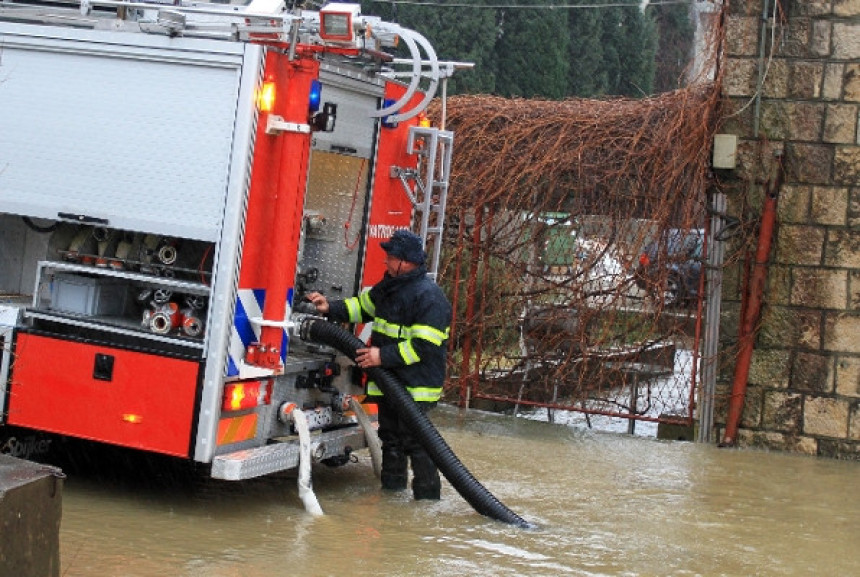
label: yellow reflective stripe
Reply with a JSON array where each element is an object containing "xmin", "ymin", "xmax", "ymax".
[
  {"xmin": 366, "ymin": 381, "xmax": 441, "ymax": 402},
  {"xmin": 398, "ymin": 340, "xmax": 419, "ymax": 365},
  {"xmin": 358, "ymin": 290, "xmax": 375, "ymax": 317},
  {"xmin": 344, "ymin": 297, "xmax": 363, "ymax": 323},
  {"xmin": 408, "ymin": 387, "xmax": 443, "ymax": 402},
  {"xmin": 371, "ymin": 318, "xmax": 401, "ymax": 339},
  {"xmin": 410, "ymin": 324, "xmax": 448, "ymax": 346},
  {"xmin": 369, "ymin": 319, "xmax": 450, "ymax": 345}
]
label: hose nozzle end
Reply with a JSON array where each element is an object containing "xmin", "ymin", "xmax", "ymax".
[
  {"xmin": 295, "ymin": 314, "xmax": 327, "ymax": 341},
  {"xmin": 299, "ymin": 316, "xmax": 317, "ymax": 342}
]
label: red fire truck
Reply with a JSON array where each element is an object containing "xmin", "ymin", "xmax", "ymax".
[{"xmin": 0, "ymin": 0, "xmax": 456, "ymax": 481}]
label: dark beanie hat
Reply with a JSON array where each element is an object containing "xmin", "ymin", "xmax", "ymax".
[{"xmin": 380, "ymin": 230, "xmax": 426, "ymax": 264}]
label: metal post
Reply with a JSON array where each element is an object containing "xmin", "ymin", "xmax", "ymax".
[
  {"xmin": 628, "ymin": 376, "xmax": 638, "ymax": 435},
  {"xmin": 697, "ymin": 191, "xmax": 727, "ymax": 443}
]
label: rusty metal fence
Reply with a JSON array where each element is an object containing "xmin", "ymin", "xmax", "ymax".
[
  {"xmin": 444, "ymin": 211, "xmax": 706, "ymax": 434},
  {"xmin": 432, "ymin": 89, "xmax": 721, "ymax": 434}
]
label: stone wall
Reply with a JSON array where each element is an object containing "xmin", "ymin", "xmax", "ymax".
[{"xmin": 718, "ymin": 0, "xmax": 860, "ymax": 458}]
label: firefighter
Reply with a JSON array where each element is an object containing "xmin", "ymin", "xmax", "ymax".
[{"xmin": 306, "ymin": 229, "xmax": 452, "ymax": 500}]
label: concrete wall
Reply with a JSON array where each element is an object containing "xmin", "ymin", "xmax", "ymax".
[
  {"xmin": 718, "ymin": 0, "xmax": 860, "ymax": 458},
  {"xmin": 0, "ymin": 455, "xmax": 63, "ymax": 577}
]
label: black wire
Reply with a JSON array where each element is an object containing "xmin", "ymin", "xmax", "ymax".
[{"xmin": 368, "ymin": 0, "xmax": 694, "ymax": 8}]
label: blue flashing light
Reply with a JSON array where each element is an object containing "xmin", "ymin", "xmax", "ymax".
[
  {"xmin": 309, "ymin": 80, "xmax": 322, "ymax": 113},
  {"xmin": 381, "ymin": 98, "xmax": 398, "ymax": 128}
]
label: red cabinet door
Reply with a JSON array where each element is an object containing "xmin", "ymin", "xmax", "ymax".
[{"xmin": 8, "ymin": 333, "xmax": 201, "ymax": 458}]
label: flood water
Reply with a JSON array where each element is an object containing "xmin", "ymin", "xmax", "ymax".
[{"xmin": 57, "ymin": 406, "xmax": 860, "ymax": 577}]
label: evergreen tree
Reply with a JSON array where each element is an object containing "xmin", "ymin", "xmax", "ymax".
[
  {"xmin": 651, "ymin": 3, "xmax": 696, "ymax": 92},
  {"xmin": 568, "ymin": 6, "xmax": 608, "ymax": 97},
  {"xmin": 361, "ymin": 0, "xmax": 498, "ymax": 95},
  {"xmin": 617, "ymin": 6, "xmax": 657, "ymax": 96},
  {"xmin": 360, "ymin": 1, "xmax": 663, "ymax": 100},
  {"xmin": 427, "ymin": 2, "xmax": 498, "ymax": 95},
  {"xmin": 599, "ymin": 5, "xmax": 624, "ymax": 95},
  {"xmin": 599, "ymin": 4, "xmax": 657, "ymax": 97},
  {"xmin": 494, "ymin": 1, "xmax": 570, "ymax": 99}
]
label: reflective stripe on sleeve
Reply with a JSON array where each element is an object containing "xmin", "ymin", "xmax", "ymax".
[
  {"xmin": 358, "ymin": 290, "xmax": 376, "ymax": 317},
  {"xmin": 398, "ymin": 340, "xmax": 419, "ymax": 365},
  {"xmin": 344, "ymin": 297, "xmax": 363, "ymax": 323}
]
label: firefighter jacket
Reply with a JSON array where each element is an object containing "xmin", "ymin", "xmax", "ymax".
[{"xmin": 327, "ymin": 265, "xmax": 451, "ymax": 402}]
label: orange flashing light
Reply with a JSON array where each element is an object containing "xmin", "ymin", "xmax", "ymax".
[
  {"xmin": 122, "ymin": 413, "xmax": 143, "ymax": 424},
  {"xmin": 258, "ymin": 80, "xmax": 276, "ymax": 113},
  {"xmin": 418, "ymin": 113, "xmax": 431, "ymax": 128}
]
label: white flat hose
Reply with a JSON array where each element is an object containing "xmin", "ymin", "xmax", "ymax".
[
  {"xmin": 348, "ymin": 397, "xmax": 382, "ymax": 479},
  {"xmin": 291, "ymin": 407, "xmax": 324, "ymax": 516}
]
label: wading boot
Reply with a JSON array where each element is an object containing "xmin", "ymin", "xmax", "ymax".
[
  {"xmin": 410, "ymin": 450, "xmax": 441, "ymax": 500},
  {"xmin": 380, "ymin": 447, "xmax": 408, "ymax": 491}
]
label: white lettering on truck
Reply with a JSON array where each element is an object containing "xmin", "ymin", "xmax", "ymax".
[
  {"xmin": 368, "ymin": 224, "xmax": 407, "ymax": 240},
  {"xmin": 0, "ymin": 436, "xmax": 53, "ymax": 459}
]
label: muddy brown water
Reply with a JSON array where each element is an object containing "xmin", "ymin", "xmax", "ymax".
[{"xmin": 57, "ymin": 406, "xmax": 860, "ymax": 577}]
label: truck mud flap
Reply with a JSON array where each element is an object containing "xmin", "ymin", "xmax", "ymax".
[{"xmin": 211, "ymin": 425, "xmax": 367, "ymax": 481}]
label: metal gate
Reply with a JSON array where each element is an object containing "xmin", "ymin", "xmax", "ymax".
[{"xmin": 434, "ymin": 90, "xmax": 720, "ymax": 435}]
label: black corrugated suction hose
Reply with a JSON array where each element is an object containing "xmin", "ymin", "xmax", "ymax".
[{"xmin": 300, "ymin": 317, "xmax": 534, "ymax": 529}]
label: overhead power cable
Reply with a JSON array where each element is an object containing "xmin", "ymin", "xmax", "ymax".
[{"xmin": 366, "ymin": 0, "xmax": 695, "ymax": 9}]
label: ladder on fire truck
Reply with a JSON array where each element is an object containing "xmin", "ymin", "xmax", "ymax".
[{"xmin": 393, "ymin": 126, "xmax": 454, "ymax": 283}]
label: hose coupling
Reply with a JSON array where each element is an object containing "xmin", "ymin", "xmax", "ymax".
[
  {"xmin": 298, "ymin": 314, "xmax": 323, "ymax": 342},
  {"xmin": 278, "ymin": 402, "xmax": 298, "ymax": 424}
]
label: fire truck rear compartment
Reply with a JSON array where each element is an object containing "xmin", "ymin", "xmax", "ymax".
[{"xmin": 0, "ymin": 1, "xmax": 454, "ymax": 484}]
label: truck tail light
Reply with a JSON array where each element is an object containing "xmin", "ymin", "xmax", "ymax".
[
  {"xmin": 222, "ymin": 379, "xmax": 272, "ymax": 412},
  {"xmin": 258, "ymin": 80, "xmax": 276, "ymax": 113}
]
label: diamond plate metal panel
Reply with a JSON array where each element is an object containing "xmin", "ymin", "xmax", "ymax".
[
  {"xmin": 211, "ymin": 426, "xmax": 367, "ymax": 480},
  {"xmin": 301, "ymin": 152, "xmax": 371, "ymax": 298}
]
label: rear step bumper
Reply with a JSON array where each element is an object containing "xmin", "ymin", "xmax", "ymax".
[{"xmin": 211, "ymin": 425, "xmax": 368, "ymax": 480}]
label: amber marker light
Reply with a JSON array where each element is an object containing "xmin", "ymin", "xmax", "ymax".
[{"xmin": 258, "ymin": 80, "xmax": 276, "ymax": 113}]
